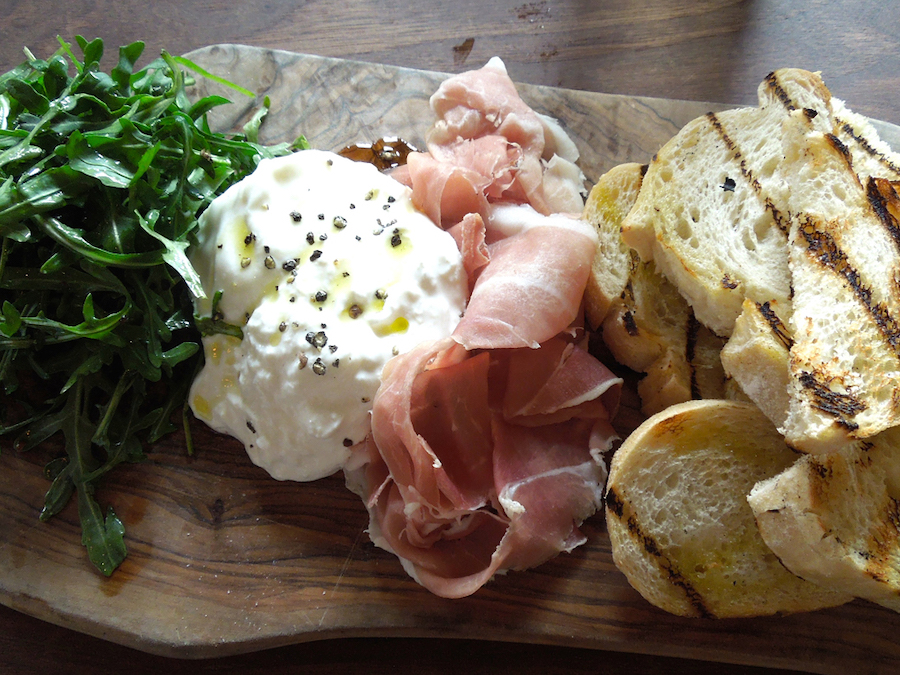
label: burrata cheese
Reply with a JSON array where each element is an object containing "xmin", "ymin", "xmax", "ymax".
[{"xmin": 189, "ymin": 149, "xmax": 467, "ymax": 481}]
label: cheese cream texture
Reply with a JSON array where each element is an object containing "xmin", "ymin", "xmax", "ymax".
[{"xmin": 189, "ymin": 150, "xmax": 468, "ymax": 481}]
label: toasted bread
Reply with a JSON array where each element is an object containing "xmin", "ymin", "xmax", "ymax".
[
  {"xmin": 605, "ymin": 399, "xmax": 852, "ymax": 618},
  {"xmin": 583, "ymin": 164, "xmax": 727, "ymax": 416},
  {"xmin": 775, "ymin": 111, "xmax": 900, "ymax": 451},
  {"xmin": 620, "ymin": 68, "xmax": 900, "ymax": 339},
  {"xmin": 619, "ymin": 70, "xmax": 835, "ymax": 337},
  {"xmin": 748, "ymin": 426, "xmax": 900, "ymax": 612},
  {"xmin": 618, "ymin": 67, "xmax": 900, "ymax": 449},
  {"xmin": 583, "ymin": 162, "xmax": 646, "ymax": 327},
  {"xmin": 720, "ymin": 298, "xmax": 793, "ymax": 430}
]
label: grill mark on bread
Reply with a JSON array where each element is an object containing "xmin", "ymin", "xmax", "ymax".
[
  {"xmin": 706, "ymin": 112, "xmax": 790, "ymax": 235},
  {"xmin": 757, "ymin": 301, "xmax": 793, "ymax": 350},
  {"xmin": 622, "ymin": 310, "xmax": 639, "ymax": 336},
  {"xmin": 686, "ymin": 313, "xmax": 701, "ymax": 399},
  {"xmin": 763, "ymin": 71, "xmax": 797, "ymax": 112},
  {"xmin": 796, "ymin": 214, "xmax": 900, "ymax": 358},
  {"xmin": 797, "ymin": 370, "xmax": 866, "ymax": 427},
  {"xmin": 836, "ymin": 117, "xmax": 900, "ymax": 177},
  {"xmin": 605, "ymin": 486, "xmax": 714, "ymax": 618},
  {"xmin": 806, "ymin": 456, "xmax": 834, "ymax": 506},
  {"xmin": 825, "ymin": 133, "xmax": 856, "ymax": 173},
  {"xmin": 619, "ymin": 280, "xmax": 640, "ymax": 336},
  {"xmin": 863, "ymin": 497, "xmax": 900, "ymax": 585},
  {"xmin": 867, "ymin": 178, "xmax": 900, "ymax": 252}
]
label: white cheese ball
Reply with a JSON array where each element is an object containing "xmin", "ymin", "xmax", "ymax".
[{"xmin": 189, "ymin": 150, "xmax": 467, "ymax": 481}]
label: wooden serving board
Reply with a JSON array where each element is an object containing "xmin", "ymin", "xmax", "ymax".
[{"xmin": 3, "ymin": 45, "xmax": 900, "ymax": 673}]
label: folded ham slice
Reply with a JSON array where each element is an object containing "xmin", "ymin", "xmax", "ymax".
[
  {"xmin": 345, "ymin": 336, "xmax": 622, "ymax": 598},
  {"xmin": 343, "ymin": 58, "xmax": 612, "ymax": 598},
  {"xmin": 403, "ymin": 57, "xmax": 585, "ymax": 228},
  {"xmin": 453, "ymin": 203, "xmax": 598, "ymax": 349}
]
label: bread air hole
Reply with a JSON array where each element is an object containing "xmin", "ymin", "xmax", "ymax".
[
  {"xmin": 760, "ymin": 156, "xmax": 779, "ymax": 180},
  {"xmin": 753, "ymin": 216, "xmax": 770, "ymax": 242},
  {"xmin": 742, "ymin": 228, "xmax": 757, "ymax": 252}
]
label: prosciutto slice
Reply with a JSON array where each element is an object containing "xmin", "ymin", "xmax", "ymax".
[
  {"xmin": 345, "ymin": 337, "xmax": 622, "ymax": 598},
  {"xmin": 342, "ymin": 58, "xmax": 615, "ymax": 599},
  {"xmin": 453, "ymin": 204, "xmax": 599, "ymax": 349},
  {"xmin": 403, "ymin": 57, "xmax": 585, "ymax": 225},
  {"xmin": 447, "ymin": 213, "xmax": 490, "ymax": 285}
]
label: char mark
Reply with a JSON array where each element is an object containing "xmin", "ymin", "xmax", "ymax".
[
  {"xmin": 605, "ymin": 485, "xmax": 714, "ymax": 618},
  {"xmin": 836, "ymin": 118, "xmax": 900, "ymax": 177},
  {"xmin": 764, "ymin": 71, "xmax": 797, "ymax": 113},
  {"xmin": 605, "ymin": 485, "xmax": 625, "ymax": 518},
  {"xmin": 686, "ymin": 312, "xmax": 701, "ymax": 400},
  {"xmin": 866, "ymin": 177, "xmax": 900, "ymax": 253},
  {"xmin": 706, "ymin": 112, "xmax": 789, "ymax": 235},
  {"xmin": 796, "ymin": 215, "xmax": 900, "ymax": 358},
  {"xmin": 825, "ymin": 133, "xmax": 854, "ymax": 169},
  {"xmin": 757, "ymin": 301, "xmax": 794, "ymax": 350},
  {"xmin": 798, "ymin": 370, "xmax": 866, "ymax": 424},
  {"xmin": 622, "ymin": 310, "xmax": 639, "ymax": 337}
]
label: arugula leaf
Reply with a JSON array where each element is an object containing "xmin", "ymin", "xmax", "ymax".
[{"xmin": 0, "ymin": 37, "xmax": 302, "ymax": 575}]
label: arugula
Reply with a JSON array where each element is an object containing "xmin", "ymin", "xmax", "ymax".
[{"xmin": 0, "ymin": 37, "xmax": 306, "ymax": 575}]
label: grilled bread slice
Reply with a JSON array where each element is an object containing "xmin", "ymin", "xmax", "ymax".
[
  {"xmin": 604, "ymin": 277, "xmax": 727, "ymax": 416},
  {"xmin": 583, "ymin": 162, "xmax": 646, "ymax": 326},
  {"xmin": 605, "ymin": 400, "xmax": 852, "ymax": 618},
  {"xmin": 720, "ymin": 298, "xmax": 793, "ymax": 430},
  {"xmin": 620, "ymin": 68, "xmax": 900, "ymax": 339},
  {"xmin": 583, "ymin": 164, "xmax": 727, "ymax": 416},
  {"xmin": 776, "ymin": 112, "xmax": 900, "ymax": 452},
  {"xmin": 748, "ymin": 426, "xmax": 900, "ymax": 612},
  {"xmin": 619, "ymin": 69, "xmax": 834, "ymax": 337}
]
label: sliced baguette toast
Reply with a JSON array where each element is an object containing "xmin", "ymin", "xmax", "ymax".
[
  {"xmin": 720, "ymin": 298, "xmax": 793, "ymax": 430},
  {"xmin": 748, "ymin": 426, "xmax": 900, "ymax": 612},
  {"xmin": 620, "ymin": 68, "xmax": 900, "ymax": 339},
  {"xmin": 617, "ymin": 67, "xmax": 900, "ymax": 449},
  {"xmin": 583, "ymin": 164, "xmax": 727, "ymax": 416},
  {"xmin": 619, "ymin": 70, "xmax": 834, "ymax": 337},
  {"xmin": 605, "ymin": 399, "xmax": 852, "ymax": 618},
  {"xmin": 583, "ymin": 162, "xmax": 646, "ymax": 326}
]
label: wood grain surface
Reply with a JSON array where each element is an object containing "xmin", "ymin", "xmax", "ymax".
[{"xmin": 1, "ymin": 3, "xmax": 899, "ymax": 674}]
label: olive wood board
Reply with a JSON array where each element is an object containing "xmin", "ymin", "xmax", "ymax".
[{"xmin": 2, "ymin": 45, "xmax": 900, "ymax": 674}]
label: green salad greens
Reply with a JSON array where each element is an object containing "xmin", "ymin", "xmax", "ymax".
[{"xmin": 0, "ymin": 37, "xmax": 306, "ymax": 575}]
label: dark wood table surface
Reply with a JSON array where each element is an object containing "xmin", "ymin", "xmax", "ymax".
[{"xmin": 1, "ymin": 2, "xmax": 897, "ymax": 674}]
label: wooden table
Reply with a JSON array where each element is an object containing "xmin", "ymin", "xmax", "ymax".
[{"xmin": 1, "ymin": 2, "xmax": 897, "ymax": 674}]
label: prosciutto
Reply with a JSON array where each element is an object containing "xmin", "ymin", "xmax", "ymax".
[
  {"xmin": 344, "ymin": 337, "xmax": 622, "ymax": 598},
  {"xmin": 343, "ymin": 58, "xmax": 619, "ymax": 597},
  {"xmin": 453, "ymin": 204, "xmax": 598, "ymax": 349},
  {"xmin": 403, "ymin": 56, "xmax": 586, "ymax": 228}
]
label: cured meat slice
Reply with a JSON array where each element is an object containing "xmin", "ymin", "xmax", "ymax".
[
  {"xmin": 492, "ymin": 336, "xmax": 622, "ymax": 425},
  {"xmin": 403, "ymin": 57, "xmax": 586, "ymax": 223},
  {"xmin": 447, "ymin": 212, "xmax": 490, "ymax": 286},
  {"xmin": 345, "ymin": 336, "xmax": 622, "ymax": 598},
  {"xmin": 405, "ymin": 151, "xmax": 489, "ymax": 228},
  {"xmin": 453, "ymin": 204, "xmax": 598, "ymax": 349}
]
